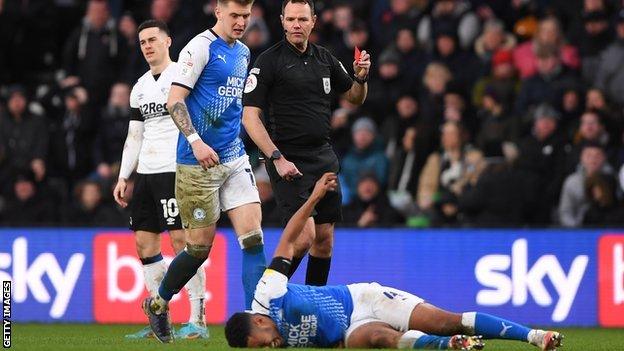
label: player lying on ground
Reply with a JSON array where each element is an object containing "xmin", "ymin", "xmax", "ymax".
[{"xmin": 223, "ymin": 173, "xmax": 564, "ymax": 350}]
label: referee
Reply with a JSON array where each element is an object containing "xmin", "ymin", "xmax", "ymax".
[{"xmin": 242, "ymin": 0, "xmax": 371, "ymax": 286}]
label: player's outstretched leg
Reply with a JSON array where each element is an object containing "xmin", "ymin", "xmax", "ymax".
[
  {"xmin": 346, "ymin": 322, "xmax": 484, "ymax": 350},
  {"xmin": 176, "ymin": 267, "xmax": 209, "ymax": 339},
  {"xmin": 409, "ymin": 304, "xmax": 563, "ymax": 350},
  {"xmin": 460, "ymin": 312, "xmax": 563, "ymax": 350},
  {"xmin": 400, "ymin": 331, "xmax": 485, "ymax": 350}
]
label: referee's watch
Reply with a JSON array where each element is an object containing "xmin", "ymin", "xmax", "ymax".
[
  {"xmin": 269, "ymin": 150, "xmax": 282, "ymax": 162},
  {"xmin": 353, "ymin": 74, "xmax": 368, "ymax": 85}
]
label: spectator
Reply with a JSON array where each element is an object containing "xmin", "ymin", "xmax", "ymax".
[
  {"xmin": 94, "ymin": 82, "xmax": 131, "ymax": 181},
  {"xmin": 383, "ymin": 27, "xmax": 429, "ymax": 86},
  {"xmin": 418, "ymin": 62, "xmax": 453, "ymax": 124},
  {"xmin": 342, "ymin": 117, "xmax": 389, "ymax": 201},
  {"xmin": 473, "ymin": 18, "xmax": 517, "ymax": 70},
  {"xmin": 1, "ymin": 171, "xmax": 56, "ymax": 226},
  {"xmin": 417, "ymin": 121, "xmax": 471, "ymax": 221},
  {"xmin": 516, "ymin": 103, "xmax": 566, "ymax": 224},
  {"xmin": 149, "ymin": 0, "xmax": 194, "ymax": 60},
  {"xmin": 512, "ymin": 16, "xmax": 580, "ymax": 79},
  {"xmin": 242, "ymin": 5, "xmax": 271, "ymax": 66},
  {"xmin": 431, "ymin": 27, "xmax": 480, "ymax": 94},
  {"xmin": 578, "ymin": 10, "xmax": 613, "ymax": 84},
  {"xmin": 343, "ymin": 173, "xmax": 404, "ymax": 227},
  {"xmin": 64, "ymin": 179, "xmax": 122, "ymax": 226},
  {"xmin": 559, "ymin": 143, "xmax": 614, "ymax": 227},
  {"xmin": 564, "ymin": 110, "xmax": 614, "ymax": 174},
  {"xmin": 371, "ymin": 0, "xmax": 422, "ymax": 52},
  {"xmin": 472, "ymin": 49, "xmax": 519, "ymax": 113},
  {"xmin": 62, "ymin": 0, "xmax": 128, "ymax": 109},
  {"xmin": 515, "ymin": 44, "xmax": 580, "ymax": 122},
  {"xmin": 330, "ymin": 98, "xmax": 360, "ymax": 159},
  {"xmin": 0, "ymin": 86, "xmax": 48, "ymax": 184},
  {"xmin": 47, "ymin": 86, "xmax": 96, "ymax": 190},
  {"xmin": 475, "ymin": 88, "xmax": 517, "ymax": 155},
  {"xmin": 365, "ymin": 50, "xmax": 406, "ymax": 123},
  {"xmin": 417, "ymin": 0, "xmax": 480, "ymax": 51},
  {"xmin": 595, "ymin": 10, "xmax": 624, "ymax": 108},
  {"xmin": 458, "ymin": 147, "xmax": 532, "ymax": 226},
  {"xmin": 582, "ymin": 172, "xmax": 624, "ymax": 226}
]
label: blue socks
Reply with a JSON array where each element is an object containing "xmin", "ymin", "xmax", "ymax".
[
  {"xmin": 158, "ymin": 250, "xmax": 206, "ymax": 301},
  {"xmin": 463, "ymin": 312, "xmax": 530, "ymax": 341},
  {"xmin": 413, "ymin": 335, "xmax": 452, "ymax": 349},
  {"xmin": 242, "ymin": 244, "xmax": 266, "ymax": 309}
]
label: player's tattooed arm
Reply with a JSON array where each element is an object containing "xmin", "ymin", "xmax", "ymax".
[{"xmin": 169, "ymin": 101, "xmax": 197, "ymax": 137}]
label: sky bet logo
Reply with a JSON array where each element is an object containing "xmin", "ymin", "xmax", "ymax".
[
  {"xmin": 93, "ymin": 233, "xmax": 227, "ymax": 323},
  {"xmin": 475, "ymin": 239, "xmax": 589, "ymax": 322},
  {"xmin": 0, "ymin": 237, "xmax": 85, "ymax": 320}
]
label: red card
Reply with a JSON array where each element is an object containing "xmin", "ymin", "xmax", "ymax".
[{"xmin": 354, "ymin": 46, "xmax": 361, "ymax": 62}]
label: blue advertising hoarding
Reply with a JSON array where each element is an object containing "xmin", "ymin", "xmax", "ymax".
[{"xmin": 0, "ymin": 228, "xmax": 615, "ymax": 326}]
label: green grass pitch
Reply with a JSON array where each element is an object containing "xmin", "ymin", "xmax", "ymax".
[{"xmin": 9, "ymin": 324, "xmax": 624, "ymax": 350}]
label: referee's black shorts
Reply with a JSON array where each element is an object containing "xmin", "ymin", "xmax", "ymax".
[
  {"xmin": 130, "ymin": 172, "xmax": 183, "ymax": 233},
  {"xmin": 265, "ymin": 144, "xmax": 342, "ymax": 225}
]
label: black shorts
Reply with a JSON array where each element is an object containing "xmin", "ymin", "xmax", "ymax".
[
  {"xmin": 130, "ymin": 172, "xmax": 182, "ymax": 233},
  {"xmin": 265, "ymin": 144, "xmax": 342, "ymax": 225}
]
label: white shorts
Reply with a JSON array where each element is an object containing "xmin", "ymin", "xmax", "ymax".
[
  {"xmin": 344, "ymin": 282, "xmax": 424, "ymax": 347},
  {"xmin": 176, "ymin": 154, "xmax": 260, "ymax": 228},
  {"xmin": 217, "ymin": 154, "xmax": 261, "ymax": 211}
]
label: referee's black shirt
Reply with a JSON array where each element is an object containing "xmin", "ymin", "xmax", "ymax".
[{"xmin": 243, "ymin": 40, "xmax": 353, "ymax": 152}]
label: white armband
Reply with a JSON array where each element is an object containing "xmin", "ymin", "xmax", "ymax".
[{"xmin": 187, "ymin": 133, "xmax": 201, "ymax": 144}]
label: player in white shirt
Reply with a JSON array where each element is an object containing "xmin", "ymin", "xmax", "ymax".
[{"xmin": 112, "ymin": 20, "xmax": 208, "ymax": 340}]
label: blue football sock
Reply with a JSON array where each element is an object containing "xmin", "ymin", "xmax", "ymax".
[
  {"xmin": 242, "ymin": 244, "xmax": 266, "ymax": 309},
  {"xmin": 413, "ymin": 335, "xmax": 451, "ymax": 349},
  {"xmin": 159, "ymin": 250, "xmax": 206, "ymax": 301},
  {"xmin": 465, "ymin": 312, "xmax": 530, "ymax": 341}
]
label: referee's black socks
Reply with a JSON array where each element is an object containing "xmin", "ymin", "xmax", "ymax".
[{"xmin": 305, "ymin": 255, "xmax": 331, "ymax": 286}]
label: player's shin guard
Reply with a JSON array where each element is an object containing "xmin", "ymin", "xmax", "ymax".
[
  {"xmin": 461, "ymin": 312, "xmax": 530, "ymax": 341},
  {"xmin": 141, "ymin": 253, "xmax": 166, "ymax": 295},
  {"xmin": 159, "ymin": 244, "xmax": 211, "ymax": 301},
  {"xmin": 305, "ymin": 255, "xmax": 331, "ymax": 286},
  {"xmin": 185, "ymin": 266, "xmax": 206, "ymax": 324},
  {"xmin": 238, "ymin": 229, "xmax": 267, "ymax": 309}
]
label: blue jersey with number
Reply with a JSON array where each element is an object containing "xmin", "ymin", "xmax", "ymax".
[
  {"xmin": 252, "ymin": 270, "xmax": 354, "ymax": 347},
  {"xmin": 173, "ymin": 29, "xmax": 248, "ymax": 165}
]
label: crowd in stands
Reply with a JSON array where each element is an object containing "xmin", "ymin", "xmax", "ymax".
[{"xmin": 2, "ymin": 0, "xmax": 624, "ymax": 228}]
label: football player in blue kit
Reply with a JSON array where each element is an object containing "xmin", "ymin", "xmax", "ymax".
[
  {"xmin": 225, "ymin": 173, "xmax": 564, "ymax": 351},
  {"xmin": 141, "ymin": 0, "xmax": 266, "ymax": 343}
]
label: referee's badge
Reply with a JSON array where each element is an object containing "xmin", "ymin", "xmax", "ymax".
[
  {"xmin": 244, "ymin": 74, "xmax": 258, "ymax": 93},
  {"xmin": 323, "ymin": 77, "xmax": 331, "ymax": 94}
]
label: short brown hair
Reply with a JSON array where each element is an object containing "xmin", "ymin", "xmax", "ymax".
[
  {"xmin": 282, "ymin": 0, "xmax": 315, "ymax": 15},
  {"xmin": 218, "ymin": 0, "xmax": 255, "ymax": 6}
]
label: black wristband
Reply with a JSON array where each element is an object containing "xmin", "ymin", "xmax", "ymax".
[
  {"xmin": 269, "ymin": 257, "xmax": 292, "ymax": 276},
  {"xmin": 353, "ymin": 74, "xmax": 368, "ymax": 84}
]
